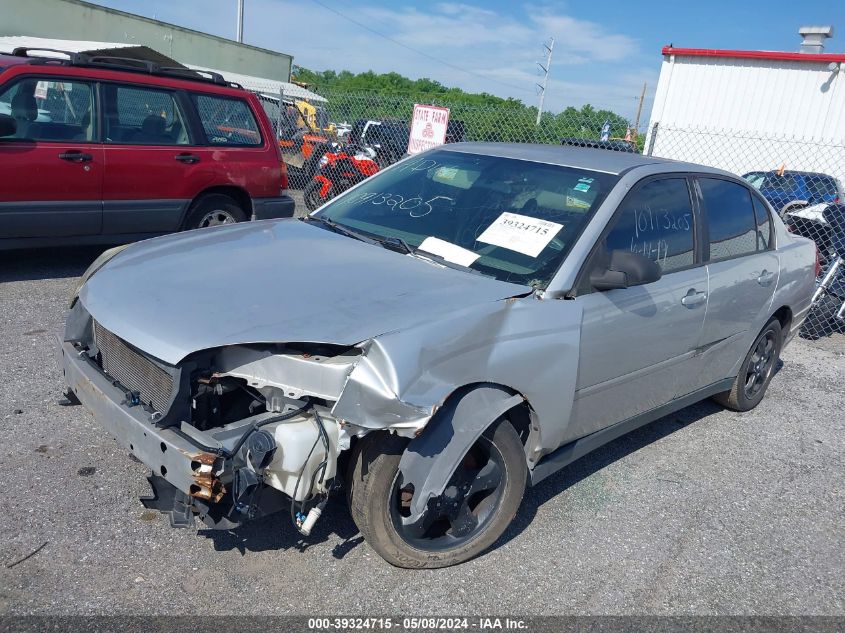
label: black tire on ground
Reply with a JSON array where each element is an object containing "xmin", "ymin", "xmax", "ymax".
[
  {"xmin": 348, "ymin": 417, "xmax": 527, "ymax": 569},
  {"xmin": 303, "ymin": 180, "xmax": 328, "ymax": 212},
  {"xmin": 712, "ymin": 317, "xmax": 782, "ymax": 412},
  {"xmin": 183, "ymin": 193, "xmax": 247, "ymax": 230}
]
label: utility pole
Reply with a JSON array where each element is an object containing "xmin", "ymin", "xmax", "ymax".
[
  {"xmin": 535, "ymin": 37, "xmax": 554, "ymax": 126},
  {"xmin": 633, "ymin": 81, "xmax": 647, "ymax": 137},
  {"xmin": 236, "ymin": 0, "xmax": 244, "ymax": 43}
]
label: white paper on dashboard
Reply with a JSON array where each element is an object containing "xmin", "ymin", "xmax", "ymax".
[
  {"xmin": 476, "ymin": 212, "xmax": 563, "ymax": 257},
  {"xmin": 417, "ymin": 236, "xmax": 481, "ymax": 267}
]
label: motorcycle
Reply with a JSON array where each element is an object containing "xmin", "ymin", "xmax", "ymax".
[
  {"xmin": 800, "ymin": 203, "xmax": 845, "ymax": 339},
  {"xmin": 303, "ymin": 143, "xmax": 380, "ymax": 211}
]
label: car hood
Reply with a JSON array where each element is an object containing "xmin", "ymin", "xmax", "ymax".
[{"xmin": 80, "ymin": 219, "xmax": 530, "ymax": 365}]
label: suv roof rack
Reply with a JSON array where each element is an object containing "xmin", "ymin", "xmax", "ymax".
[{"xmin": 10, "ymin": 47, "xmax": 243, "ymax": 89}]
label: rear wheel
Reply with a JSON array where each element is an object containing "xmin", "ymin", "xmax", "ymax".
[
  {"xmin": 183, "ymin": 193, "xmax": 247, "ymax": 230},
  {"xmin": 713, "ymin": 318, "xmax": 782, "ymax": 411},
  {"xmin": 348, "ymin": 419, "xmax": 527, "ymax": 568}
]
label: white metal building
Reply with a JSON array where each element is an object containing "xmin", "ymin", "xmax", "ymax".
[{"xmin": 644, "ymin": 28, "xmax": 845, "ymax": 181}]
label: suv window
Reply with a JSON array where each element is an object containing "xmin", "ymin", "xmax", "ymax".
[
  {"xmin": 0, "ymin": 78, "xmax": 94, "ymax": 141},
  {"xmin": 103, "ymin": 84, "xmax": 189, "ymax": 145},
  {"xmin": 699, "ymin": 178, "xmax": 758, "ymax": 261},
  {"xmin": 191, "ymin": 94, "xmax": 261, "ymax": 146},
  {"xmin": 752, "ymin": 196, "xmax": 772, "ymax": 250},
  {"xmin": 604, "ymin": 178, "xmax": 695, "ymax": 274}
]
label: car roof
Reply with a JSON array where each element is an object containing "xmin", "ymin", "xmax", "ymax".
[
  {"xmin": 0, "ymin": 54, "xmax": 29, "ymax": 70},
  {"xmin": 757, "ymin": 170, "xmax": 835, "ymax": 178},
  {"xmin": 439, "ymin": 142, "xmax": 731, "ymax": 176},
  {"xmin": 0, "ymin": 53, "xmax": 251, "ymax": 97}
]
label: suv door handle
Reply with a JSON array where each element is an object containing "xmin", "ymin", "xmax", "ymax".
[
  {"xmin": 681, "ymin": 289, "xmax": 707, "ymax": 308},
  {"xmin": 757, "ymin": 270, "xmax": 775, "ymax": 286},
  {"xmin": 58, "ymin": 151, "xmax": 93, "ymax": 162},
  {"xmin": 175, "ymin": 153, "xmax": 200, "ymax": 164}
]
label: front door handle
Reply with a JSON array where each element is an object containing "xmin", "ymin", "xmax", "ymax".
[
  {"xmin": 175, "ymin": 153, "xmax": 200, "ymax": 164},
  {"xmin": 681, "ymin": 289, "xmax": 707, "ymax": 308},
  {"xmin": 58, "ymin": 151, "xmax": 93, "ymax": 162},
  {"xmin": 757, "ymin": 270, "xmax": 775, "ymax": 286}
]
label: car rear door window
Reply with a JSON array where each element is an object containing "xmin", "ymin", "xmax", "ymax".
[
  {"xmin": 191, "ymin": 94, "xmax": 261, "ymax": 146},
  {"xmin": 604, "ymin": 178, "xmax": 695, "ymax": 273},
  {"xmin": 699, "ymin": 178, "xmax": 758, "ymax": 261},
  {"xmin": 103, "ymin": 84, "xmax": 189, "ymax": 145},
  {"xmin": 0, "ymin": 78, "xmax": 94, "ymax": 141},
  {"xmin": 752, "ymin": 196, "xmax": 772, "ymax": 250}
]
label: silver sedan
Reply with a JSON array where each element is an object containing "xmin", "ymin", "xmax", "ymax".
[{"xmin": 60, "ymin": 143, "xmax": 817, "ymax": 568}]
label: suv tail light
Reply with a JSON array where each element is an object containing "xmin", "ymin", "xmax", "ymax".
[
  {"xmin": 279, "ymin": 160, "xmax": 289, "ymax": 193},
  {"xmin": 814, "ymin": 243, "xmax": 821, "ymax": 277}
]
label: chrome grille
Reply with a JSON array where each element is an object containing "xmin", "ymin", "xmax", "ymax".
[{"xmin": 93, "ymin": 321, "xmax": 174, "ymax": 413}]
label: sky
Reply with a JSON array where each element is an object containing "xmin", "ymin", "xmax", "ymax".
[{"xmin": 86, "ymin": 0, "xmax": 845, "ymax": 119}]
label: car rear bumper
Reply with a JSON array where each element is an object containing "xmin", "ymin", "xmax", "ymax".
[
  {"xmin": 252, "ymin": 195, "xmax": 295, "ymax": 220},
  {"xmin": 58, "ymin": 338, "xmax": 225, "ymax": 502}
]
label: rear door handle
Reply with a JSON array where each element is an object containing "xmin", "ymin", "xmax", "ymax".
[
  {"xmin": 175, "ymin": 153, "xmax": 200, "ymax": 164},
  {"xmin": 757, "ymin": 270, "xmax": 775, "ymax": 286},
  {"xmin": 58, "ymin": 151, "xmax": 93, "ymax": 162},
  {"xmin": 681, "ymin": 289, "xmax": 707, "ymax": 308}
]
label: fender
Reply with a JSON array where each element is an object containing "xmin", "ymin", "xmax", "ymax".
[{"xmin": 397, "ymin": 385, "xmax": 524, "ymax": 521}]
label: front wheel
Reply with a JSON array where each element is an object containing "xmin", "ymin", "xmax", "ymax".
[
  {"xmin": 304, "ymin": 179, "xmax": 330, "ymax": 212},
  {"xmin": 712, "ymin": 318, "xmax": 782, "ymax": 411},
  {"xmin": 348, "ymin": 419, "xmax": 527, "ymax": 568}
]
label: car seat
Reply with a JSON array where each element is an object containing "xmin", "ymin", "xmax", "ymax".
[{"xmin": 11, "ymin": 91, "xmax": 37, "ymax": 138}]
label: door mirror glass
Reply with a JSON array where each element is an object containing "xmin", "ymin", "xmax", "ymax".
[
  {"xmin": 0, "ymin": 113, "xmax": 16, "ymax": 137},
  {"xmin": 591, "ymin": 249, "xmax": 662, "ymax": 291}
]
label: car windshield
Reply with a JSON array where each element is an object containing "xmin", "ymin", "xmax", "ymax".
[{"xmin": 313, "ymin": 149, "xmax": 618, "ymax": 287}]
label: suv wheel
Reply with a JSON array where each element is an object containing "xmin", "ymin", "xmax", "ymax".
[
  {"xmin": 184, "ymin": 194, "xmax": 247, "ymax": 230},
  {"xmin": 713, "ymin": 317, "xmax": 782, "ymax": 411},
  {"xmin": 348, "ymin": 419, "xmax": 527, "ymax": 568}
]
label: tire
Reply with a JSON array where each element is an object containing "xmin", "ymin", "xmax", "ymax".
[
  {"xmin": 712, "ymin": 318, "xmax": 782, "ymax": 411},
  {"xmin": 183, "ymin": 194, "xmax": 247, "ymax": 230},
  {"xmin": 800, "ymin": 294, "xmax": 844, "ymax": 340},
  {"xmin": 348, "ymin": 418, "xmax": 527, "ymax": 569},
  {"xmin": 303, "ymin": 180, "xmax": 329, "ymax": 212}
]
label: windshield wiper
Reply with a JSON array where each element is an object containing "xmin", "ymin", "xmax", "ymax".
[
  {"xmin": 414, "ymin": 248, "xmax": 485, "ymax": 276},
  {"xmin": 302, "ymin": 216, "xmax": 378, "ymax": 244},
  {"xmin": 374, "ymin": 235, "xmax": 416, "ymax": 255}
]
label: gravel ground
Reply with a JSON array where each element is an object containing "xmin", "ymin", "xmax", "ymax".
[{"xmin": 0, "ymin": 242, "xmax": 843, "ymax": 616}]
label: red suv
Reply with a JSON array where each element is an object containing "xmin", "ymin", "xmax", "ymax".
[{"xmin": 0, "ymin": 49, "xmax": 294, "ymax": 249}]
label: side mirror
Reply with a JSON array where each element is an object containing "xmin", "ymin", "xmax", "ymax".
[
  {"xmin": 0, "ymin": 113, "xmax": 17, "ymax": 137},
  {"xmin": 590, "ymin": 249, "xmax": 662, "ymax": 291}
]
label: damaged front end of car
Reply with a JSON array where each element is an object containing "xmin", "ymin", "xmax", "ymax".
[{"xmin": 59, "ymin": 299, "xmax": 446, "ymax": 535}]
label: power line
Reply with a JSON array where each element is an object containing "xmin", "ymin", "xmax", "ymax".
[{"xmin": 309, "ymin": 0, "xmax": 534, "ymax": 95}]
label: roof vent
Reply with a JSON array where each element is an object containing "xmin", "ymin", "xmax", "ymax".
[{"xmin": 799, "ymin": 25, "xmax": 833, "ymax": 54}]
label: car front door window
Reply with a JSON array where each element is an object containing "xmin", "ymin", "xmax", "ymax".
[{"xmin": 0, "ymin": 78, "xmax": 94, "ymax": 141}]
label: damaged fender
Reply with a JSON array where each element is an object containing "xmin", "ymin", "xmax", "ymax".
[{"xmin": 397, "ymin": 385, "xmax": 524, "ymax": 520}]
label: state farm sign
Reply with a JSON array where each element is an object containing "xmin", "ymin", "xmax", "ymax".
[{"xmin": 407, "ymin": 104, "xmax": 450, "ymax": 155}]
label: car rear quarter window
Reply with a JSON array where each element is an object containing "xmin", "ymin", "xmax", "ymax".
[
  {"xmin": 604, "ymin": 178, "xmax": 695, "ymax": 274},
  {"xmin": 699, "ymin": 178, "xmax": 758, "ymax": 261},
  {"xmin": 103, "ymin": 84, "xmax": 189, "ymax": 145},
  {"xmin": 752, "ymin": 196, "xmax": 772, "ymax": 250},
  {"xmin": 191, "ymin": 94, "xmax": 262, "ymax": 146}
]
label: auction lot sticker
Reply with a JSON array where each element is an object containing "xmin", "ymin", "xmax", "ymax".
[{"xmin": 477, "ymin": 212, "xmax": 563, "ymax": 257}]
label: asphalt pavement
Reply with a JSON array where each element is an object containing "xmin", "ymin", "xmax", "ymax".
[{"xmin": 0, "ymin": 241, "xmax": 843, "ymax": 616}]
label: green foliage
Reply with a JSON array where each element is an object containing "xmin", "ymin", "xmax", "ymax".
[{"xmin": 294, "ymin": 65, "xmax": 634, "ymax": 145}]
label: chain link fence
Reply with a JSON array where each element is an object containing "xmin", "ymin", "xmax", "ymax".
[
  {"xmin": 248, "ymin": 85, "xmax": 843, "ymax": 341},
  {"xmin": 646, "ymin": 124, "xmax": 845, "ymax": 341}
]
